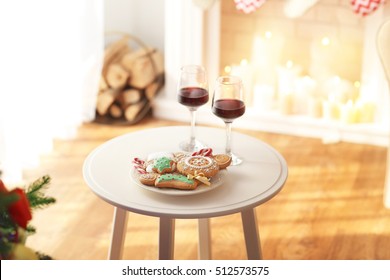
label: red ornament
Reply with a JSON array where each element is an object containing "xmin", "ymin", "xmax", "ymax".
[
  {"xmin": 0, "ymin": 180, "xmax": 32, "ymax": 229},
  {"xmin": 351, "ymin": 0, "xmax": 386, "ymax": 16},
  {"xmin": 8, "ymin": 188, "xmax": 32, "ymax": 229},
  {"xmin": 234, "ymin": 0, "xmax": 266, "ymax": 14}
]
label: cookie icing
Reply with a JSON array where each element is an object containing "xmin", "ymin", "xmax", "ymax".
[
  {"xmin": 156, "ymin": 174, "xmax": 194, "ymax": 184},
  {"xmin": 184, "ymin": 156, "xmax": 213, "ymax": 168},
  {"xmin": 153, "ymin": 157, "xmax": 172, "ymax": 172},
  {"xmin": 146, "ymin": 164, "xmax": 154, "ymax": 173}
]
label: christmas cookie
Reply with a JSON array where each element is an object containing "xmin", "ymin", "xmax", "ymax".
[
  {"xmin": 213, "ymin": 154, "xmax": 232, "ymax": 169},
  {"xmin": 144, "ymin": 152, "xmax": 175, "ymax": 173},
  {"xmin": 173, "ymin": 151, "xmax": 189, "ymax": 162},
  {"xmin": 152, "ymin": 157, "xmax": 176, "ymax": 174},
  {"xmin": 191, "ymin": 148, "xmax": 213, "ymax": 157},
  {"xmin": 139, "ymin": 173, "xmax": 159, "ymax": 186},
  {"xmin": 155, "ymin": 173, "xmax": 198, "ymax": 190},
  {"xmin": 132, "ymin": 157, "xmax": 147, "ymax": 174},
  {"xmin": 177, "ymin": 155, "xmax": 219, "ymax": 178},
  {"xmin": 145, "ymin": 160, "xmax": 155, "ymax": 173}
]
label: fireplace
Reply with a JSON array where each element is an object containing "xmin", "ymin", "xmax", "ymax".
[{"xmin": 154, "ymin": 0, "xmax": 390, "ymax": 146}]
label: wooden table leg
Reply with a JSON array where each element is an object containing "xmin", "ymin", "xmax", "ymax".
[
  {"xmin": 241, "ymin": 208, "xmax": 263, "ymax": 260},
  {"xmin": 108, "ymin": 207, "xmax": 129, "ymax": 260},
  {"xmin": 198, "ymin": 218, "xmax": 211, "ymax": 260},
  {"xmin": 159, "ymin": 217, "xmax": 175, "ymax": 260}
]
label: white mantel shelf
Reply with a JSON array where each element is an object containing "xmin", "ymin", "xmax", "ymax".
[{"xmin": 153, "ymin": 97, "xmax": 389, "ymax": 147}]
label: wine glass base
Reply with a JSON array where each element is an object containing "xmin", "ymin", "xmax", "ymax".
[
  {"xmin": 179, "ymin": 139, "xmax": 207, "ymax": 153},
  {"xmin": 230, "ymin": 153, "xmax": 243, "ymax": 166}
]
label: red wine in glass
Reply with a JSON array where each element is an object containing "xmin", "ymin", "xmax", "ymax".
[
  {"xmin": 212, "ymin": 75, "xmax": 245, "ymax": 165},
  {"xmin": 212, "ymin": 99, "xmax": 245, "ymax": 121},
  {"xmin": 177, "ymin": 65, "xmax": 208, "ymax": 152},
  {"xmin": 178, "ymin": 87, "xmax": 209, "ymax": 108}
]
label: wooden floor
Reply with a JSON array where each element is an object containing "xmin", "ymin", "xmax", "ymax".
[{"xmin": 23, "ymin": 116, "xmax": 390, "ymax": 260}]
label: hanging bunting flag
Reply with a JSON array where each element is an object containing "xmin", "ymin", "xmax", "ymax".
[{"xmin": 351, "ymin": 0, "xmax": 386, "ymax": 16}]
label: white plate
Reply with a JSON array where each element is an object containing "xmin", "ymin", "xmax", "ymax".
[{"xmin": 130, "ymin": 169, "xmax": 228, "ymax": 196}]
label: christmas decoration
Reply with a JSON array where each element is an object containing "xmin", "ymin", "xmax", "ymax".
[
  {"xmin": 234, "ymin": 0, "xmax": 266, "ymax": 14},
  {"xmin": 0, "ymin": 175, "xmax": 55, "ymax": 260},
  {"xmin": 351, "ymin": 0, "xmax": 386, "ymax": 16},
  {"xmin": 283, "ymin": 0, "xmax": 319, "ymax": 18}
]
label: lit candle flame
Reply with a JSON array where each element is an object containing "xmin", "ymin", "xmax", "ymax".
[
  {"xmin": 286, "ymin": 60, "xmax": 293, "ymax": 68},
  {"xmin": 321, "ymin": 37, "xmax": 330, "ymax": 46},
  {"xmin": 354, "ymin": 81, "xmax": 361, "ymax": 88},
  {"xmin": 240, "ymin": 59, "xmax": 248, "ymax": 66}
]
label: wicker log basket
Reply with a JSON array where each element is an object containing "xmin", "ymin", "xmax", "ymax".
[{"xmin": 94, "ymin": 32, "xmax": 164, "ymax": 125}]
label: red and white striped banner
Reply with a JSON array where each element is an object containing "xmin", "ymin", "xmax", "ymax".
[
  {"xmin": 234, "ymin": 0, "xmax": 266, "ymax": 14},
  {"xmin": 351, "ymin": 0, "xmax": 386, "ymax": 16}
]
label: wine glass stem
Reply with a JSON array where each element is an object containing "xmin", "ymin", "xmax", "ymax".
[
  {"xmin": 189, "ymin": 108, "xmax": 197, "ymax": 147},
  {"xmin": 225, "ymin": 121, "xmax": 232, "ymax": 155}
]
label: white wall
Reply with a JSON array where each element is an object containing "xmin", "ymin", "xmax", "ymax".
[{"xmin": 104, "ymin": 0, "xmax": 165, "ymax": 52}]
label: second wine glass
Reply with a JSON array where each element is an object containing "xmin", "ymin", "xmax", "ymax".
[
  {"xmin": 177, "ymin": 65, "xmax": 209, "ymax": 152},
  {"xmin": 212, "ymin": 75, "xmax": 245, "ymax": 165}
]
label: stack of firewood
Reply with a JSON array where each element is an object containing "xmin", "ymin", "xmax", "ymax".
[{"xmin": 96, "ymin": 35, "xmax": 164, "ymax": 123}]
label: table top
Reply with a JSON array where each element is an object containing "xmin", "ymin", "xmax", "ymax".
[{"xmin": 83, "ymin": 126, "xmax": 288, "ymax": 219}]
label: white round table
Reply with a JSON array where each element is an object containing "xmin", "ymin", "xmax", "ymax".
[{"xmin": 83, "ymin": 126, "xmax": 288, "ymax": 260}]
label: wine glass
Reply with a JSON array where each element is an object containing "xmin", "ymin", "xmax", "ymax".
[
  {"xmin": 212, "ymin": 76, "xmax": 245, "ymax": 165},
  {"xmin": 177, "ymin": 65, "xmax": 209, "ymax": 152}
]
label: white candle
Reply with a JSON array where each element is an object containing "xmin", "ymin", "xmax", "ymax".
[
  {"xmin": 253, "ymin": 84, "xmax": 275, "ymax": 111},
  {"xmin": 322, "ymin": 94, "xmax": 340, "ymax": 120},
  {"xmin": 340, "ymin": 100, "xmax": 357, "ymax": 124},
  {"xmin": 277, "ymin": 60, "xmax": 301, "ymax": 97},
  {"xmin": 355, "ymin": 99, "xmax": 376, "ymax": 123},
  {"xmin": 279, "ymin": 92, "xmax": 294, "ymax": 115},
  {"xmin": 308, "ymin": 96, "xmax": 323, "ymax": 118},
  {"xmin": 294, "ymin": 76, "xmax": 317, "ymax": 115}
]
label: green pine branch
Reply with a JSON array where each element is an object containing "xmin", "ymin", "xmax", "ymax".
[
  {"xmin": 25, "ymin": 175, "xmax": 56, "ymax": 210},
  {"xmin": 0, "ymin": 193, "xmax": 19, "ymax": 230},
  {"xmin": 1, "ymin": 175, "xmax": 56, "ymax": 258},
  {"xmin": 26, "ymin": 224, "xmax": 36, "ymax": 234},
  {"xmin": 0, "ymin": 193, "xmax": 19, "ymax": 211}
]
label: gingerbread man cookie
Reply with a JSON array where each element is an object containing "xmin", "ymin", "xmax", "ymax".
[{"xmin": 139, "ymin": 173, "xmax": 159, "ymax": 186}]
